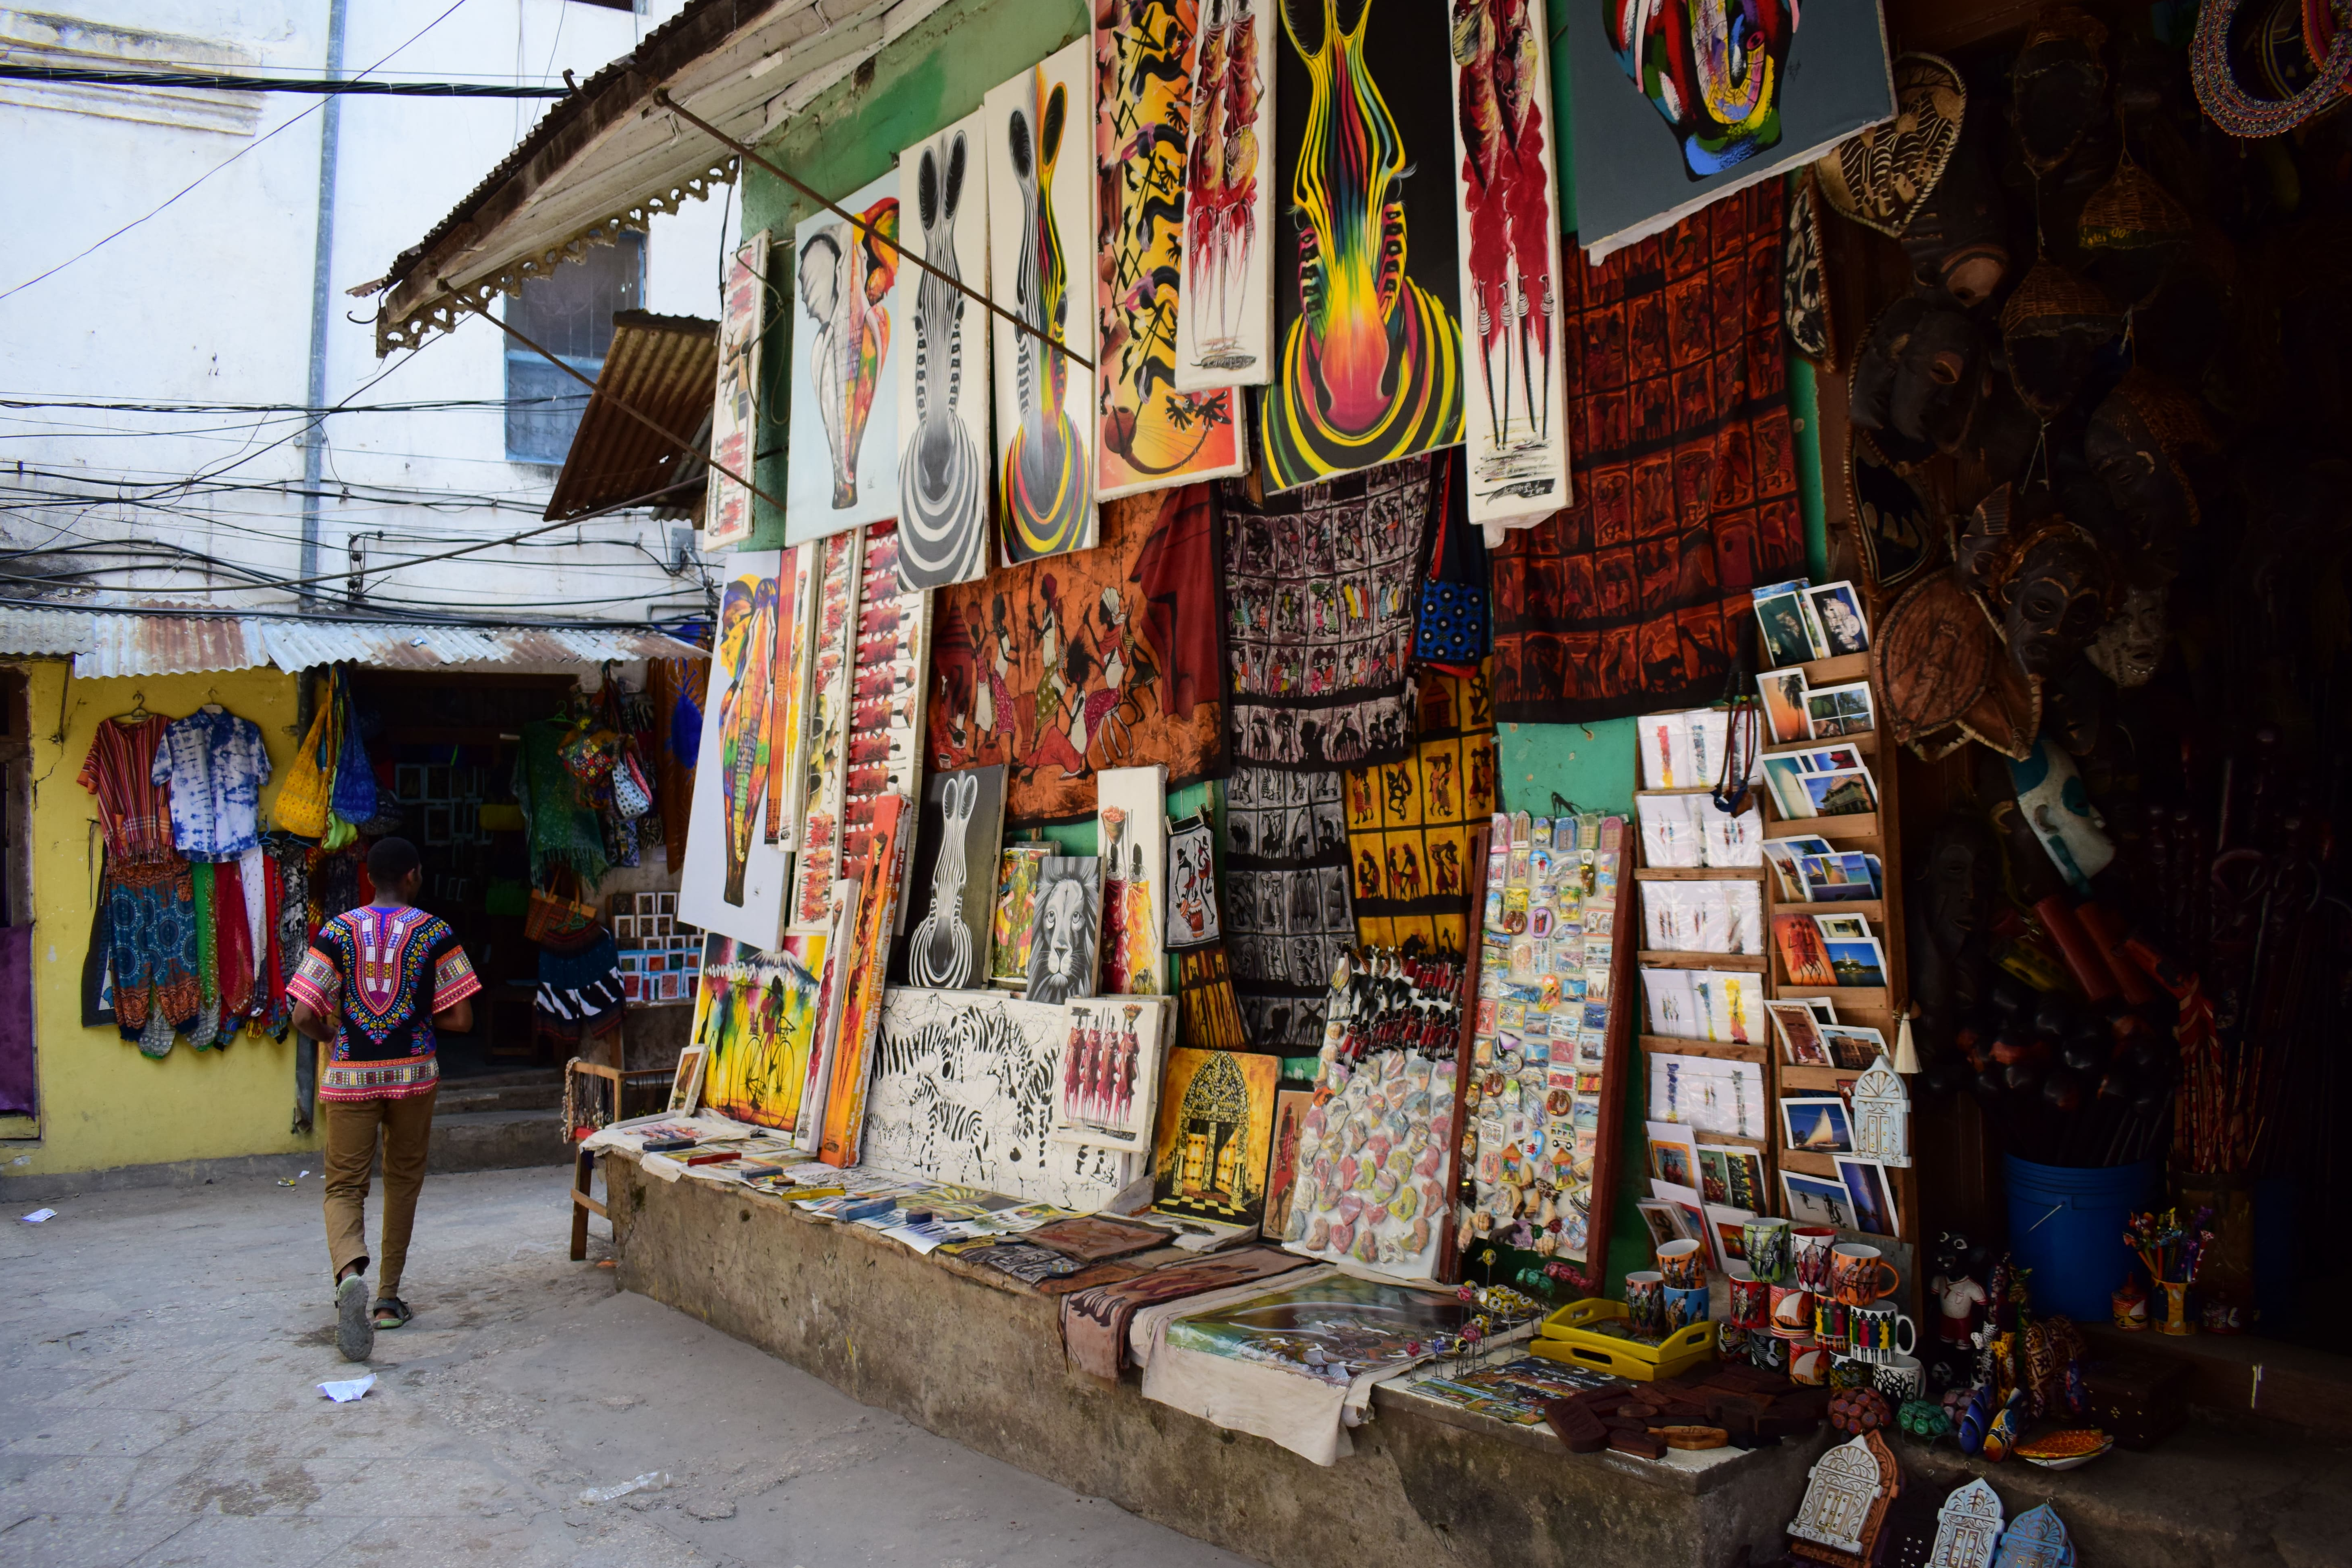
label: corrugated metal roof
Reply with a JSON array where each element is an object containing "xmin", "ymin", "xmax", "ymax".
[
  {"xmin": 0, "ymin": 607, "xmax": 704, "ymax": 677},
  {"xmin": 543, "ymin": 311, "xmax": 718, "ymax": 522}
]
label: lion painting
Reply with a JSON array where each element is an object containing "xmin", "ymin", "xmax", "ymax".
[{"xmin": 1025, "ymin": 856, "xmax": 1102, "ymax": 1003}]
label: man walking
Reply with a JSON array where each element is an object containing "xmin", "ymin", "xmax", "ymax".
[{"xmin": 288, "ymin": 837, "xmax": 481, "ymax": 1361}]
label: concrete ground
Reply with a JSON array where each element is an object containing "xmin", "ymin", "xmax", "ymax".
[{"xmin": 0, "ymin": 1167, "xmax": 1253, "ymax": 1568}]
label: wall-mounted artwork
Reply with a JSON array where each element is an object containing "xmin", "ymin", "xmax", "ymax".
[
  {"xmin": 788, "ymin": 172, "xmax": 903, "ymax": 543},
  {"xmin": 990, "ymin": 842, "xmax": 1053, "ymax": 987},
  {"xmin": 1174, "ymin": 0, "xmax": 1276, "ymax": 390},
  {"xmin": 1164, "ymin": 808, "xmax": 1222, "ymax": 950},
  {"xmin": 837, "ymin": 524, "xmax": 930, "ymax": 916},
  {"xmin": 690, "ymin": 933, "xmax": 829, "ymax": 1132},
  {"xmin": 986, "ymin": 37, "xmax": 1099, "ymax": 563},
  {"xmin": 1026, "ymin": 855, "xmax": 1104, "ymax": 1004},
  {"xmin": 1343, "ymin": 667, "xmax": 1496, "ymax": 958},
  {"xmin": 899, "ymin": 764, "xmax": 1007, "ymax": 990},
  {"xmin": 705, "ymin": 230, "xmax": 771, "ymax": 550},
  {"xmin": 1569, "ymin": 0, "xmax": 1894, "ymax": 260},
  {"xmin": 763, "ymin": 544, "xmax": 816, "ymax": 848},
  {"xmin": 897, "ymin": 110, "xmax": 995, "ymax": 591},
  {"xmin": 1447, "ymin": 0, "xmax": 1569, "ymax": 528},
  {"xmin": 863, "ymin": 986, "xmax": 1137, "ymax": 1209},
  {"xmin": 1093, "ymin": 0, "xmax": 1248, "ymax": 501},
  {"xmin": 1096, "ymin": 763, "xmax": 1166, "ymax": 993},
  {"xmin": 680, "ymin": 552, "xmax": 793, "ymax": 946},
  {"xmin": 817, "ymin": 793, "xmax": 912, "ymax": 1167},
  {"xmin": 791, "ymin": 529, "xmax": 863, "ymax": 932},
  {"xmin": 1052, "ymin": 993, "xmax": 1175, "ymax": 1151},
  {"xmin": 1259, "ymin": 0, "xmax": 1464, "ymax": 491},
  {"xmin": 1149, "ymin": 1045, "xmax": 1280, "ymax": 1227}
]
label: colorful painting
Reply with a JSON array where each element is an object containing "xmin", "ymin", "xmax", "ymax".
[
  {"xmin": 1489, "ymin": 183, "xmax": 1805, "ymax": 724},
  {"xmin": 1053, "ymin": 994, "xmax": 1176, "ymax": 1151},
  {"xmin": 690, "ymin": 933, "xmax": 829, "ymax": 1131},
  {"xmin": 679, "ymin": 552, "xmax": 793, "ymax": 947},
  {"xmin": 764, "ymin": 544, "xmax": 816, "ymax": 847},
  {"xmin": 1343, "ymin": 667, "xmax": 1496, "ymax": 958},
  {"xmin": 792, "ymin": 529, "xmax": 863, "ymax": 931},
  {"xmin": 1149, "ymin": 1045, "xmax": 1280, "ymax": 1226},
  {"xmin": 1093, "ymin": 0, "xmax": 1248, "ymax": 501},
  {"xmin": 1175, "ymin": 944, "xmax": 1249, "ymax": 1049},
  {"xmin": 1174, "ymin": 0, "xmax": 1276, "ymax": 389},
  {"xmin": 1096, "ymin": 764, "xmax": 1166, "ymax": 993},
  {"xmin": 1025, "ymin": 855, "xmax": 1103, "ymax": 1004},
  {"xmin": 1262, "ymin": 1087, "xmax": 1312, "ymax": 1245},
  {"xmin": 1448, "ymin": 0, "xmax": 1569, "ymax": 528},
  {"xmin": 986, "ymin": 37, "xmax": 1099, "ymax": 564},
  {"xmin": 989, "ymin": 842, "xmax": 1052, "ymax": 988},
  {"xmin": 838, "ymin": 524, "xmax": 930, "ymax": 912},
  {"xmin": 1260, "ymin": 0, "xmax": 1463, "ymax": 491},
  {"xmin": 1163, "ymin": 1270, "xmax": 1472, "ymax": 1383},
  {"xmin": 1164, "ymin": 809, "xmax": 1221, "ymax": 950},
  {"xmin": 1570, "ymin": 0, "xmax": 1892, "ymax": 259},
  {"xmin": 818, "ymin": 792, "xmax": 912, "ymax": 1167},
  {"xmin": 897, "ymin": 764, "xmax": 1007, "ymax": 990},
  {"xmin": 704, "ymin": 230, "xmax": 771, "ymax": 549},
  {"xmin": 1223, "ymin": 765, "xmax": 1354, "ymax": 1052},
  {"xmin": 896, "ymin": 111, "xmax": 995, "ymax": 590},
  {"xmin": 862, "ymin": 986, "xmax": 1137, "ymax": 1208},
  {"xmin": 787, "ymin": 171, "xmax": 903, "ymax": 542},
  {"xmin": 928, "ymin": 484, "xmax": 1226, "ymax": 822}
]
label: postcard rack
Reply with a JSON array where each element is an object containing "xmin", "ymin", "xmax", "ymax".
[{"xmin": 1758, "ymin": 650, "xmax": 1920, "ymax": 1302}]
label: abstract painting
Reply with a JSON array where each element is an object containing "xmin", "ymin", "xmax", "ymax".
[
  {"xmin": 897, "ymin": 764, "xmax": 1006, "ymax": 990},
  {"xmin": 818, "ymin": 792, "xmax": 912, "ymax": 1167},
  {"xmin": 1026, "ymin": 855, "xmax": 1104, "ymax": 1004},
  {"xmin": 863, "ymin": 986, "xmax": 1136, "ymax": 1208},
  {"xmin": 896, "ymin": 110, "xmax": 995, "ymax": 590},
  {"xmin": 1163, "ymin": 1271, "xmax": 1472, "ymax": 1383},
  {"xmin": 764, "ymin": 544, "xmax": 816, "ymax": 848},
  {"xmin": 1447, "ymin": 0, "xmax": 1569, "ymax": 528},
  {"xmin": 690, "ymin": 933, "xmax": 829, "ymax": 1132},
  {"xmin": 1149, "ymin": 1045, "xmax": 1279, "ymax": 1226},
  {"xmin": 1174, "ymin": 0, "xmax": 1275, "ymax": 389},
  {"xmin": 1164, "ymin": 808, "xmax": 1221, "ymax": 950},
  {"xmin": 1093, "ymin": 0, "xmax": 1248, "ymax": 501},
  {"xmin": 989, "ymin": 842, "xmax": 1053, "ymax": 988},
  {"xmin": 1096, "ymin": 763, "xmax": 1166, "ymax": 993},
  {"xmin": 1343, "ymin": 667, "xmax": 1496, "ymax": 958},
  {"xmin": 680, "ymin": 551, "xmax": 793, "ymax": 947},
  {"xmin": 1052, "ymin": 993, "xmax": 1175, "ymax": 1151},
  {"xmin": 928, "ymin": 485, "xmax": 1226, "ymax": 822},
  {"xmin": 791, "ymin": 529, "xmax": 863, "ymax": 931},
  {"xmin": 787, "ymin": 171, "xmax": 903, "ymax": 542},
  {"xmin": 837, "ymin": 524, "xmax": 930, "ymax": 912},
  {"xmin": 1261, "ymin": 1085, "xmax": 1312, "ymax": 1244},
  {"xmin": 986, "ymin": 38, "xmax": 1099, "ymax": 563},
  {"xmin": 1570, "ymin": 0, "xmax": 1892, "ymax": 259},
  {"xmin": 705, "ymin": 230, "xmax": 771, "ymax": 549},
  {"xmin": 1175, "ymin": 944, "xmax": 1249, "ymax": 1049},
  {"xmin": 1223, "ymin": 765, "xmax": 1353, "ymax": 1051},
  {"xmin": 1260, "ymin": 0, "xmax": 1463, "ymax": 491}
]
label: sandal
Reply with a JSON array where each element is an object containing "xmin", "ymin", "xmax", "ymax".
[
  {"xmin": 371, "ymin": 1297, "xmax": 412, "ymax": 1330},
  {"xmin": 336, "ymin": 1275, "xmax": 374, "ymax": 1362}
]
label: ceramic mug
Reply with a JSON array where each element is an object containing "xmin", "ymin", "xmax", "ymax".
[
  {"xmin": 1849, "ymin": 1301, "xmax": 1917, "ymax": 1363},
  {"xmin": 1792, "ymin": 1226, "xmax": 1839, "ymax": 1292},
  {"xmin": 1717, "ymin": 1322, "xmax": 1752, "ymax": 1359},
  {"xmin": 1811, "ymin": 1296, "xmax": 1853, "ymax": 1356},
  {"xmin": 1770, "ymin": 1282, "xmax": 1814, "ymax": 1340},
  {"xmin": 1742, "ymin": 1217, "xmax": 1792, "ymax": 1284},
  {"xmin": 1748, "ymin": 1331, "xmax": 1788, "ymax": 1373},
  {"xmin": 1874, "ymin": 1352, "xmax": 1925, "ymax": 1403},
  {"xmin": 1790, "ymin": 1342, "xmax": 1832, "ymax": 1386},
  {"xmin": 1727, "ymin": 1263, "xmax": 1770, "ymax": 1330},
  {"xmin": 1831, "ymin": 1242, "xmax": 1901, "ymax": 1307},
  {"xmin": 1827, "ymin": 1359, "xmax": 1874, "ymax": 1390},
  {"xmin": 1626, "ymin": 1271, "xmax": 1667, "ymax": 1338},
  {"xmin": 1665, "ymin": 1285, "xmax": 1710, "ymax": 1333},
  {"xmin": 1657, "ymin": 1238, "xmax": 1708, "ymax": 1289}
]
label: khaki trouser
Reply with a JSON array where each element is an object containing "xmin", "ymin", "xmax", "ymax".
[{"xmin": 322, "ymin": 1086, "xmax": 437, "ymax": 1297}]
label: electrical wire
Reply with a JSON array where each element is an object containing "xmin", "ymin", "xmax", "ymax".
[
  {"xmin": 0, "ymin": 64, "xmax": 571, "ymax": 96},
  {"xmin": 0, "ymin": 395, "xmax": 586, "ymax": 414}
]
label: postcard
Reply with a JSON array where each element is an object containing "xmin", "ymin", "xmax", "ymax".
[
  {"xmin": 1754, "ymin": 588, "xmax": 1819, "ymax": 668},
  {"xmin": 1782, "ymin": 1169, "xmax": 1859, "ymax": 1230},
  {"xmin": 1808, "ymin": 581, "xmax": 1871, "ymax": 656},
  {"xmin": 1760, "ymin": 835, "xmax": 1833, "ymax": 902},
  {"xmin": 1648, "ymin": 1053, "xmax": 1770, "ymax": 1140},
  {"xmin": 1638, "ymin": 1197, "xmax": 1697, "ymax": 1248},
  {"xmin": 1823, "ymin": 935, "xmax": 1889, "ymax": 989},
  {"xmin": 1758, "ymin": 669, "xmax": 1811, "ymax": 745},
  {"xmin": 1641, "ymin": 966, "xmax": 1702, "ymax": 1039},
  {"xmin": 1797, "ymin": 851, "xmax": 1879, "ymax": 902},
  {"xmin": 1773, "ymin": 914, "xmax": 1838, "ymax": 987},
  {"xmin": 1649, "ymin": 1177, "xmax": 1709, "ymax": 1250},
  {"xmin": 1804, "ymin": 680, "xmax": 1876, "ymax": 739},
  {"xmin": 1780, "ymin": 1096, "xmax": 1855, "ymax": 1154},
  {"xmin": 1819, "ymin": 1023, "xmax": 1888, "ymax": 1071},
  {"xmin": 1761, "ymin": 755, "xmax": 1816, "ymax": 820},
  {"xmin": 1766, "ymin": 998, "xmax": 1831, "ymax": 1066},
  {"xmin": 1800, "ymin": 767, "xmax": 1879, "ymax": 817},
  {"xmin": 1697, "ymin": 1144, "xmax": 1768, "ymax": 1212},
  {"xmin": 1646, "ymin": 1119, "xmax": 1701, "ymax": 1191},
  {"xmin": 1813, "ymin": 913, "xmax": 1871, "ymax": 942},
  {"xmin": 1835, "ymin": 1155, "xmax": 1900, "ymax": 1238},
  {"xmin": 1703, "ymin": 1202, "xmax": 1756, "ymax": 1274}
]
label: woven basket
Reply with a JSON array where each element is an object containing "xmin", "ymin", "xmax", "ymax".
[{"xmin": 2080, "ymin": 163, "xmax": 2192, "ymax": 252}]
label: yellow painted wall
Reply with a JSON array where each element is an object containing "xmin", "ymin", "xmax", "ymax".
[{"xmin": 0, "ymin": 661, "xmax": 322, "ymax": 1174}]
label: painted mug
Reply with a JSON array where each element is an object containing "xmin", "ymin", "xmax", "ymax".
[
  {"xmin": 1792, "ymin": 1226, "xmax": 1840, "ymax": 1292},
  {"xmin": 1874, "ymin": 1352, "xmax": 1925, "ymax": 1404},
  {"xmin": 1742, "ymin": 1217, "xmax": 1792, "ymax": 1284},
  {"xmin": 1811, "ymin": 1296, "xmax": 1853, "ymax": 1356},
  {"xmin": 1717, "ymin": 1322, "xmax": 1752, "ymax": 1359},
  {"xmin": 1831, "ymin": 1242, "xmax": 1901, "ymax": 1307},
  {"xmin": 1727, "ymin": 1263, "xmax": 1770, "ymax": 1330},
  {"xmin": 1769, "ymin": 1282, "xmax": 1814, "ymax": 1340},
  {"xmin": 1626, "ymin": 1271, "xmax": 1667, "ymax": 1338},
  {"xmin": 1665, "ymin": 1284, "xmax": 1711, "ymax": 1334},
  {"xmin": 1849, "ymin": 1301, "xmax": 1917, "ymax": 1363},
  {"xmin": 1748, "ymin": 1331, "xmax": 1788, "ymax": 1373},
  {"xmin": 1789, "ymin": 1342, "xmax": 1832, "ymax": 1386},
  {"xmin": 1657, "ymin": 1238, "xmax": 1708, "ymax": 1289}
]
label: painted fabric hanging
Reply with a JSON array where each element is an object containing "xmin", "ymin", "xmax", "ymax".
[
  {"xmin": 107, "ymin": 859, "xmax": 200, "ymax": 1044},
  {"xmin": 1173, "ymin": 0, "xmax": 1276, "ymax": 390},
  {"xmin": 896, "ymin": 109, "xmax": 995, "ymax": 590},
  {"xmin": 928, "ymin": 485, "xmax": 1227, "ymax": 823},
  {"xmin": 1176, "ymin": 944, "xmax": 1250, "ymax": 1050},
  {"xmin": 1093, "ymin": 0, "xmax": 1248, "ymax": 500},
  {"xmin": 837, "ymin": 523, "xmax": 930, "ymax": 903},
  {"xmin": 792, "ymin": 530, "xmax": 863, "ymax": 930},
  {"xmin": 705, "ymin": 229, "xmax": 772, "ymax": 550},
  {"xmin": 786, "ymin": 171, "xmax": 903, "ymax": 543},
  {"xmin": 1221, "ymin": 765, "xmax": 1354, "ymax": 1052},
  {"xmin": 1222, "ymin": 455, "xmax": 1434, "ymax": 769},
  {"xmin": 678, "ymin": 552, "xmax": 791, "ymax": 947},
  {"xmin": 1344, "ymin": 668, "xmax": 1497, "ymax": 959},
  {"xmin": 1489, "ymin": 184, "xmax": 1805, "ymax": 725}
]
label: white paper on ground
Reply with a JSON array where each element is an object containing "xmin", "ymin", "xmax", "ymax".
[
  {"xmin": 317, "ymin": 1374, "xmax": 375, "ymax": 1403},
  {"xmin": 20, "ymin": 1208, "xmax": 53, "ymax": 1223}
]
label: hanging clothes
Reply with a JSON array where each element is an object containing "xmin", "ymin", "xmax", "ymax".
[
  {"xmin": 106, "ymin": 860, "xmax": 200, "ymax": 1046},
  {"xmin": 187, "ymin": 863, "xmax": 221, "ymax": 1049},
  {"xmin": 513, "ymin": 718, "xmax": 610, "ymax": 888},
  {"xmin": 79, "ymin": 713, "xmax": 178, "ymax": 866},
  {"xmin": 150, "ymin": 706, "xmax": 272, "ymax": 861},
  {"xmin": 215, "ymin": 856, "xmax": 254, "ymax": 1020}
]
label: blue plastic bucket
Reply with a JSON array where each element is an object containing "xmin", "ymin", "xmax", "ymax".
[{"xmin": 2003, "ymin": 1156, "xmax": 2158, "ymax": 1321}]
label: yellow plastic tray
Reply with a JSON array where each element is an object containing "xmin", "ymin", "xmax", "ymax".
[{"xmin": 1526, "ymin": 1298, "xmax": 1716, "ymax": 1382}]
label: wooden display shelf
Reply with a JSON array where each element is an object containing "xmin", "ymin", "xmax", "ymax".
[
  {"xmin": 1764, "ymin": 651, "xmax": 1872, "ymax": 685},
  {"xmin": 1764, "ymin": 729, "xmax": 1878, "ymax": 758},
  {"xmin": 1781, "ymin": 1065, "xmax": 1866, "ymax": 1093},
  {"xmin": 1635, "ymin": 866, "xmax": 1764, "ymax": 881},
  {"xmin": 1640, "ymin": 1034, "xmax": 1769, "ymax": 1062},
  {"xmin": 1638, "ymin": 950, "xmax": 1767, "ymax": 970},
  {"xmin": 1770, "ymin": 898, "xmax": 1885, "ymax": 922},
  {"xmin": 1764, "ymin": 810, "xmax": 1879, "ymax": 842},
  {"xmin": 1775, "ymin": 984, "xmax": 1890, "ymax": 1012}
]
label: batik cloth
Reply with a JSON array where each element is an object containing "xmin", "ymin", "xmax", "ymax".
[
  {"xmin": 648, "ymin": 656, "xmax": 705, "ymax": 870},
  {"xmin": 149, "ymin": 708, "xmax": 272, "ymax": 860},
  {"xmin": 1490, "ymin": 183, "xmax": 1805, "ymax": 724},
  {"xmin": 106, "ymin": 859, "xmax": 199, "ymax": 1043},
  {"xmin": 288, "ymin": 904, "xmax": 480, "ymax": 1103},
  {"xmin": 187, "ymin": 862, "xmax": 221, "ymax": 1050},
  {"xmin": 928, "ymin": 484, "xmax": 1228, "ymax": 823},
  {"xmin": 79, "ymin": 714, "xmax": 178, "ymax": 865},
  {"xmin": 1221, "ymin": 456, "xmax": 1436, "ymax": 770},
  {"xmin": 1221, "ymin": 767, "xmax": 1355, "ymax": 1052},
  {"xmin": 1344, "ymin": 667, "xmax": 1498, "ymax": 959}
]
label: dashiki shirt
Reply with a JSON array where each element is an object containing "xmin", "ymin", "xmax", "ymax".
[{"xmin": 287, "ymin": 904, "xmax": 481, "ymax": 1103}]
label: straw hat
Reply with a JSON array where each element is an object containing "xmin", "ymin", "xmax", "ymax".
[
  {"xmin": 1999, "ymin": 259, "xmax": 2122, "ymax": 417},
  {"xmin": 2079, "ymin": 161, "xmax": 2192, "ymax": 305},
  {"xmin": 1816, "ymin": 55, "xmax": 1967, "ymax": 238}
]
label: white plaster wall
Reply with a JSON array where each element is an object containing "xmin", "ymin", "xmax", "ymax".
[{"xmin": 0, "ymin": 0, "xmax": 732, "ymax": 625}]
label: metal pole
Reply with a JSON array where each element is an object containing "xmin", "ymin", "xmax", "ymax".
[{"xmin": 298, "ymin": 0, "xmax": 348, "ymax": 597}]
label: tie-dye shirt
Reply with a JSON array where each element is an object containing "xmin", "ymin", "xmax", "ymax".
[
  {"xmin": 288, "ymin": 903, "xmax": 480, "ymax": 1102},
  {"xmin": 150, "ymin": 708, "xmax": 273, "ymax": 861}
]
